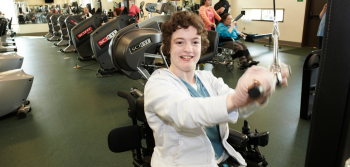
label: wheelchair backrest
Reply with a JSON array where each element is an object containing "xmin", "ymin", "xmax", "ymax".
[{"xmin": 197, "ymin": 30, "xmax": 219, "ymax": 64}]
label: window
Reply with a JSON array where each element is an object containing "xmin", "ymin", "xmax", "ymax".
[
  {"xmin": 244, "ymin": 8, "xmax": 284, "ymax": 22},
  {"xmin": 0, "ymin": 0, "xmax": 17, "ymax": 24}
]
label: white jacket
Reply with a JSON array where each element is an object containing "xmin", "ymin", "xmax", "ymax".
[{"xmin": 145, "ymin": 69, "xmax": 258, "ymax": 167}]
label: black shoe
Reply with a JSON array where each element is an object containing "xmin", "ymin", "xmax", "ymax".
[
  {"xmin": 239, "ymin": 62, "xmax": 250, "ymax": 70},
  {"xmin": 248, "ymin": 60, "xmax": 260, "ymax": 66}
]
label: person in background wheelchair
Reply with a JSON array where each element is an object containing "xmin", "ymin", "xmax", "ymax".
[
  {"xmin": 216, "ymin": 13, "xmax": 259, "ymax": 69},
  {"xmin": 144, "ymin": 11, "xmax": 286, "ymax": 167}
]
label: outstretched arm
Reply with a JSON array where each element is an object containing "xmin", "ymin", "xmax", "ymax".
[{"xmin": 320, "ymin": 3, "xmax": 327, "ymax": 19}]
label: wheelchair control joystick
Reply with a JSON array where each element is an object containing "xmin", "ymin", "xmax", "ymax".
[{"xmin": 240, "ymin": 120, "xmax": 269, "ymax": 167}]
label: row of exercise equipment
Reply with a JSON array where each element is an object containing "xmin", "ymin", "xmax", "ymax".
[
  {"xmin": 15, "ymin": 1, "xmax": 92, "ymax": 24},
  {"xmin": 0, "ymin": 18, "xmax": 33, "ymax": 119}
]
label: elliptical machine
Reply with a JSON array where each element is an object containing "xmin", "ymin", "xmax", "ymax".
[
  {"xmin": 54, "ymin": 14, "xmax": 71, "ymax": 46},
  {"xmin": 90, "ymin": 0, "xmax": 137, "ymax": 75},
  {"xmin": 0, "ymin": 19, "xmax": 16, "ymax": 46},
  {"xmin": 43, "ymin": 13, "xmax": 54, "ymax": 38},
  {"xmin": 71, "ymin": 0, "xmax": 108, "ymax": 61},
  {"xmin": 61, "ymin": 2, "xmax": 84, "ymax": 53},
  {"xmin": 0, "ymin": 19, "xmax": 17, "ymax": 52},
  {"xmin": 6, "ymin": 18, "xmax": 16, "ymax": 40},
  {"xmin": 47, "ymin": 13, "xmax": 63, "ymax": 41}
]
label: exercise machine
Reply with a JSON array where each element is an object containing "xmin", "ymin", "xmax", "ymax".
[
  {"xmin": 0, "ymin": 20, "xmax": 17, "ymax": 52},
  {"xmin": 90, "ymin": 0, "xmax": 137, "ymax": 75},
  {"xmin": 61, "ymin": 14, "xmax": 84, "ymax": 53},
  {"xmin": 1, "ymin": 19, "xmax": 16, "ymax": 46},
  {"xmin": 247, "ymin": 0, "xmax": 291, "ymax": 97},
  {"xmin": 0, "ymin": 21, "xmax": 32, "ymax": 119},
  {"xmin": 90, "ymin": 16, "xmax": 135, "ymax": 74},
  {"xmin": 54, "ymin": 14, "xmax": 71, "ymax": 46},
  {"xmin": 0, "ymin": 52, "xmax": 23, "ymax": 72},
  {"xmin": 71, "ymin": 0, "xmax": 108, "ymax": 61},
  {"xmin": 0, "ymin": 69, "xmax": 33, "ymax": 119},
  {"xmin": 300, "ymin": 50, "xmax": 320, "ymax": 120},
  {"xmin": 107, "ymin": 1, "xmax": 176, "ymax": 79},
  {"xmin": 60, "ymin": 2, "xmax": 85, "ymax": 53},
  {"xmin": 43, "ymin": 13, "xmax": 54, "ymax": 38},
  {"xmin": 47, "ymin": 13, "xmax": 63, "ymax": 41},
  {"xmin": 7, "ymin": 18, "xmax": 16, "ymax": 39}
]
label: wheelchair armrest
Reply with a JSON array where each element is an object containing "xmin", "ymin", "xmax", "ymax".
[
  {"xmin": 197, "ymin": 30, "xmax": 218, "ymax": 64},
  {"xmin": 108, "ymin": 125, "xmax": 141, "ymax": 153},
  {"xmin": 227, "ymin": 128, "xmax": 249, "ymax": 148},
  {"xmin": 219, "ymin": 37, "xmax": 234, "ymax": 43}
]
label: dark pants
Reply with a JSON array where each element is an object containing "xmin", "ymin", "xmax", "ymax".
[
  {"xmin": 218, "ymin": 157, "xmax": 264, "ymax": 167},
  {"xmin": 220, "ymin": 41, "xmax": 253, "ymax": 64},
  {"xmin": 218, "ymin": 157, "xmax": 240, "ymax": 167},
  {"xmin": 318, "ymin": 36, "xmax": 323, "ymax": 49}
]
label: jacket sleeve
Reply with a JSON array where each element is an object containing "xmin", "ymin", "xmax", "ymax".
[
  {"xmin": 232, "ymin": 28, "xmax": 240, "ymax": 36},
  {"xmin": 199, "ymin": 6, "xmax": 211, "ymax": 25},
  {"xmin": 211, "ymin": 7, "xmax": 221, "ymax": 22},
  {"xmin": 217, "ymin": 23, "xmax": 232, "ymax": 38},
  {"xmin": 144, "ymin": 74, "xmax": 233, "ymax": 129},
  {"xmin": 203, "ymin": 71, "xmax": 263, "ymax": 120}
]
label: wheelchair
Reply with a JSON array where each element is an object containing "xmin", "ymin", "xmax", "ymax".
[
  {"xmin": 106, "ymin": 16, "xmax": 270, "ymax": 166},
  {"xmin": 212, "ymin": 37, "xmax": 245, "ymax": 72}
]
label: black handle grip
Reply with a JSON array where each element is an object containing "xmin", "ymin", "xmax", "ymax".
[{"xmin": 248, "ymin": 82, "xmax": 264, "ymax": 98}]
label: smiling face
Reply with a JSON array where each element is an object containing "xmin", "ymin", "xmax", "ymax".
[{"xmin": 168, "ymin": 26, "xmax": 201, "ymax": 75}]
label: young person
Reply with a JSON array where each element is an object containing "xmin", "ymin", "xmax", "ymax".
[{"xmin": 144, "ymin": 11, "xmax": 289, "ymax": 167}]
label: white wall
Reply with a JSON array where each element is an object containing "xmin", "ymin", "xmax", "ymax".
[
  {"xmin": 231, "ymin": 0, "xmax": 306, "ymax": 43},
  {"xmin": 18, "ymin": 24, "xmax": 48, "ymax": 33}
]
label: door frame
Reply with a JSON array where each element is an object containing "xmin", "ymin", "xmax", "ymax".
[{"xmin": 301, "ymin": 0, "xmax": 312, "ymax": 47}]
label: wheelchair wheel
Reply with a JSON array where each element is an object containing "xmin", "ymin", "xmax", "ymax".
[
  {"xmin": 226, "ymin": 62, "xmax": 234, "ymax": 71},
  {"xmin": 212, "ymin": 59, "xmax": 219, "ymax": 68}
]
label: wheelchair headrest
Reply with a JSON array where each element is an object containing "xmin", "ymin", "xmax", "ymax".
[
  {"xmin": 197, "ymin": 30, "xmax": 219, "ymax": 64},
  {"xmin": 109, "ymin": 24, "xmax": 162, "ymax": 80}
]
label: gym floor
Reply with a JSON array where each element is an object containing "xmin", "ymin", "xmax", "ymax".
[{"xmin": 0, "ymin": 36, "xmax": 314, "ymax": 167}]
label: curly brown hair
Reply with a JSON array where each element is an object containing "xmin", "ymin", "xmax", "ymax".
[
  {"xmin": 161, "ymin": 11, "xmax": 209, "ymax": 58},
  {"xmin": 114, "ymin": 8, "xmax": 122, "ymax": 16}
]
